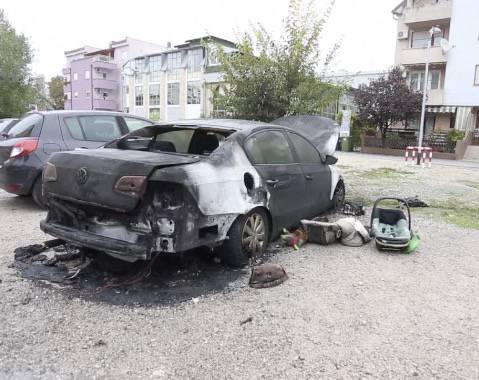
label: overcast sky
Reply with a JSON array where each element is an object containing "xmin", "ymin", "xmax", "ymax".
[{"xmin": 2, "ymin": 0, "xmax": 400, "ymax": 80}]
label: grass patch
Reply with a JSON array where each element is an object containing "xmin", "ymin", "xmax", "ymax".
[
  {"xmin": 357, "ymin": 167, "xmax": 415, "ymax": 179},
  {"xmin": 427, "ymin": 200, "xmax": 479, "ymax": 230}
]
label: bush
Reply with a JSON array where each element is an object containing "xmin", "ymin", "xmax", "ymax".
[{"xmin": 447, "ymin": 130, "xmax": 465, "ymax": 143}]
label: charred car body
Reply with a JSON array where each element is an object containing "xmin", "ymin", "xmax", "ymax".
[{"xmin": 40, "ymin": 117, "xmax": 344, "ymax": 266}]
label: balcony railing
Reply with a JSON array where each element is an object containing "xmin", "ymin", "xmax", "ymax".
[
  {"xmin": 92, "ymin": 98, "xmax": 117, "ymax": 110},
  {"xmin": 92, "ymin": 78, "xmax": 118, "ymax": 90},
  {"xmin": 403, "ymin": 0, "xmax": 451, "ymax": 24},
  {"xmin": 399, "ymin": 46, "xmax": 446, "ymax": 65}
]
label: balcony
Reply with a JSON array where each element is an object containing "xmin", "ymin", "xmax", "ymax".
[
  {"xmin": 403, "ymin": 1, "xmax": 451, "ymax": 26},
  {"xmin": 93, "ymin": 98, "xmax": 117, "ymax": 110},
  {"xmin": 399, "ymin": 46, "xmax": 446, "ymax": 65},
  {"xmin": 426, "ymin": 89, "xmax": 443, "ymax": 105},
  {"xmin": 92, "ymin": 78, "xmax": 118, "ymax": 90},
  {"xmin": 92, "ymin": 60, "xmax": 116, "ymax": 71},
  {"xmin": 62, "ymin": 67, "xmax": 71, "ymax": 75}
]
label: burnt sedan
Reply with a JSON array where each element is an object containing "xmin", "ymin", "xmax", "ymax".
[{"xmin": 40, "ymin": 117, "xmax": 344, "ymax": 267}]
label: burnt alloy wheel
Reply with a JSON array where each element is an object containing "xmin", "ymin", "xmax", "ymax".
[
  {"xmin": 220, "ymin": 208, "xmax": 270, "ymax": 268},
  {"xmin": 241, "ymin": 212, "xmax": 267, "ymax": 258},
  {"xmin": 332, "ymin": 181, "xmax": 345, "ymax": 211}
]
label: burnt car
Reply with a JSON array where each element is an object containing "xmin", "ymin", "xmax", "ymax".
[{"xmin": 40, "ymin": 117, "xmax": 344, "ymax": 267}]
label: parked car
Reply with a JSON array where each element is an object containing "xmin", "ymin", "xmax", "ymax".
[
  {"xmin": 40, "ymin": 117, "xmax": 344, "ymax": 267},
  {"xmin": 0, "ymin": 118, "xmax": 19, "ymax": 139},
  {"xmin": 0, "ymin": 111, "xmax": 153, "ymax": 207}
]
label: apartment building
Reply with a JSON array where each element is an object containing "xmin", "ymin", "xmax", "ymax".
[
  {"xmin": 63, "ymin": 37, "xmax": 165, "ymax": 111},
  {"xmin": 121, "ymin": 36, "xmax": 237, "ymax": 121},
  {"xmin": 392, "ymin": 0, "xmax": 479, "ymax": 136}
]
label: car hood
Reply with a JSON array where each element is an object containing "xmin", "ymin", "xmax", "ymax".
[
  {"xmin": 44, "ymin": 148, "xmax": 200, "ymax": 212},
  {"xmin": 272, "ymin": 115, "xmax": 339, "ymax": 156}
]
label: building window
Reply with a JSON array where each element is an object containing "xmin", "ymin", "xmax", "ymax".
[
  {"xmin": 73, "ymin": 72, "xmax": 78, "ymax": 81},
  {"xmin": 74, "ymin": 91, "xmax": 78, "ymax": 98},
  {"xmin": 85, "ymin": 70, "xmax": 90, "ymax": 79},
  {"xmin": 135, "ymin": 73, "xmax": 143, "ymax": 84},
  {"xmin": 187, "ymin": 49, "xmax": 203, "ymax": 73},
  {"xmin": 475, "ymin": 65, "xmax": 479, "ymax": 86},
  {"xmin": 411, "ymin": 30, "xmax": 443, "ymax": 49},
  {"xmin": 134, "ymin": 57, "xmax": 145, "ymax": 72},
  {"xmin": 149, "ymin": 108, "xmax": 160, "ymax": 121},
  {"xmin": 187, "ymin": 81, "xmax": 201, "ymax": 104},
  {"xmin": 149, "ymin": 84, "xmax": 160, "ymax": 105},
  {"xmin": 207, "ymin": 46, "xmax": 220, "ymax": 66},
  {"xmin": 135, "ymin": 86, "xmax": 143, "ymax": 106},
  {"xmin": 409, "ymin": 69, "xmax": 440, "ymax": 91},
  {"xmin": 64, "ymin": 74, "xmax": 70, "ymax": 83},
  {"xmin": 167, "ymin": 83, "xmax": 179, "ymax": 105},
  {"xmin": 64, "ymin": 92, "xmax": 71, "ymax": 100},
  {"xmin": 124, "ymin": 85, "xmax": 129, "ymax": 95},
  {"xmin": 167, "ymin": 52, "xmax": 182, "ymax": 81},
  {"xmin": 102, "ymin": 72, "xmax": 107, "ymax": 80},
  {"xmin": 86, "ymin": 91, "xmax": 91, "ymax": 98},
  {"xmin": 149, "ymin": 55, "xmax": 161, "ymax": 82}
]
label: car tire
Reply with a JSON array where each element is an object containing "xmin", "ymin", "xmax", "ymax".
[
  {"xmin": 332, "ymin": 180, "xmax": 345, "ymax": 211},
  {"xmin": 32, "ymin": 177, "xmax": 47, "ymax": 209},
  {"xmin": 220, "ymin": 208, "xmax": 270, "ymax": 268}
]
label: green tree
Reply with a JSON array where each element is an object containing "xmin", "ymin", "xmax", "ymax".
[
  {"xmin": 0, "ymin": 9, "xmax": 33, "ymax": 117},
  {"xmin": 48, "ymin": 75, "xmax": 65, "ymax": 110},
  {"xmin": 214, "ymin": 0, "xmax": 342, "ymax": 121}
]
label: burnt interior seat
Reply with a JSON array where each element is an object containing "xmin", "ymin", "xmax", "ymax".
[
  {"xmin": 153, "ymin": 140, "xmax": 176, "ymax": 152},
  {"xmin": 188, "ymin": 131, "xmax": 219, "ymax": 155}
]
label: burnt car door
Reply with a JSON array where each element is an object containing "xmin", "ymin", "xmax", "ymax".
[
  {"xmin": 286, "ymin": 131, "xmax": 332, "ymax": 216},
  {"xmin": 60, "ymin": 114, "xmax": 126, "ymax": 150},
  {"xmin": 244, "ymin": 129, "xmax": 308, "ymax": 231}
]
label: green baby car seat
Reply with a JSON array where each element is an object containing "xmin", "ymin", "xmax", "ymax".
[{"xmin": 371, "ymin": 197, "xmax": 411, "ymax": 251}]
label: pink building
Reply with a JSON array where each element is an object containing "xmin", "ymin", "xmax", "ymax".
[{"xmin": 63, "ymin": 37, "xmax": 165, "ymax": 111}]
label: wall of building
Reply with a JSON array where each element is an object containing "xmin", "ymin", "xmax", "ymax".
[
  {"xmin": 443, "ymin": 0, "xmax": 479, "ymax": 107},
  {"xmin": 66, "ymin": 58, "xmax": 94, "ymax": 110}
]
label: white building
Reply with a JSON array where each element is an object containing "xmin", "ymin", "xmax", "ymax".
[
  {"xmin": 121, "ymin": 36, "xmax": 237, "ymax": 121},
  {"xmin": 393, "ymin": 0, "xmax": 479, "ymax": 134}
]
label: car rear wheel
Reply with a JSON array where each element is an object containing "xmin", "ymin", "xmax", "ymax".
[
  {"xmin": 332, "ymin": 180, "xmax": 345, "ymax": 211},
  {"xmin": 32, "ymin": 177, "xmax": 47, "ymax": 209},
  {"xmin": 220, "ymin": 209, "xmax": 270, "ymax": 267}
]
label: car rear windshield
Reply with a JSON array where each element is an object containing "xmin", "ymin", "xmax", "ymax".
[
  {"xmin": 7, "ymin": 114, "xmax": 43, "ymax": 138},
  {"xmin": 111, "ymin": 126, "xmax": 233, "ymax": 156}
]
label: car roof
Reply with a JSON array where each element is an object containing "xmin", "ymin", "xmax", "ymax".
[
  {"xmin": 164, "ymin": 118, "xmax": 287, "ymax": 132},
  {"xmin": 32, "ymin": 110, "xmax": 151, "ymax": 120}
]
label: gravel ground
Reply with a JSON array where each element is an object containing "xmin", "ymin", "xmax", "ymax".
[{"xmin": 1, "ymin": 152, "xmax": 479, "ymax": 379}]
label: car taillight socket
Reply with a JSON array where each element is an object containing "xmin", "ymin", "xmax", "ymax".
[
  {"xmin": 114, "ymin": 176, "xmax": 147, "ymax": 198},
  {"xmin": 43, "ymin": 163, "xmax": 58, "ymax": 182}
]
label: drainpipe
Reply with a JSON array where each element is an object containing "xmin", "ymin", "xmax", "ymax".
[{"xmin": 91, "ymin": 63, "xmax": 94, "ymax": 109}]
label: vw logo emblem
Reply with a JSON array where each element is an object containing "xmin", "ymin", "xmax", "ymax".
[{"xmin": 76, "ymin": 167, "xmax": 88, "ymax": 185}]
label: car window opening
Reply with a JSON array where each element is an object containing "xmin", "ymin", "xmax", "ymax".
[{"xmin": 113, "ymin": 126, "xmax": 234, "ymax": 156}]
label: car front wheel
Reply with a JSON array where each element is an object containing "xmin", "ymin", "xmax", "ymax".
[{"xmin": 220, "ymin": 209, "xmax": 270, "ymax": 267}]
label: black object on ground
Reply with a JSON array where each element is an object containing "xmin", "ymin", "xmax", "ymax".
[
  {"xmin": 341, "ymin": 200, "xmax": 365, "ymax": 216},
  {"xmin": 404, "ymin": 196, "xmax": 429, "ymax": 208}
]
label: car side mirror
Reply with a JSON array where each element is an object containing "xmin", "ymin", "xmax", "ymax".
[{"xmin": 324, "ymin": 155, "xmax": 338, "ymax": 165}]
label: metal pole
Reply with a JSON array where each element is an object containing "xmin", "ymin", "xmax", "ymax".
[{"xmin": 417, "ymin": 38, "xmax": 431, "ymax": 164}]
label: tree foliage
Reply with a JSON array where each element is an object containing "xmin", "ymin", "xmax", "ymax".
[
  {"xmin": 215, "ymin": 0, "xmax": 342, "ymax": 121},
  {"xmin": 0, "ymin": 9, "xmax": 33, "ymax": 117},
  {"xmin": 354, "ymin": 67, "xmax": 422, "ymax": 137},
  {"xmin": 48, "ymin": 76, "xmax": 65, "ymax": 110}
]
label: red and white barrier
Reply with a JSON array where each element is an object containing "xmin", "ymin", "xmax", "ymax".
[{"xmin": 405, "ymin": 146, "xmax": 432, "ymax": 167}]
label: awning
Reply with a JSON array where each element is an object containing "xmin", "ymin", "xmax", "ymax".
[{"xmin": 426, "ymin": 106, "xmax": 456, "ymax": 113}]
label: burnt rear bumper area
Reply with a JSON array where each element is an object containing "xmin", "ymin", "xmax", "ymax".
[{"xmin": 40, "ymin": 220, "xmax": 150, "ymax": 260}]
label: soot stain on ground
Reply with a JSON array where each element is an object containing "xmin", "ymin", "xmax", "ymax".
[{"xmin": 14, "ymin": 245, "xmax": 250, "ymax": 307}]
